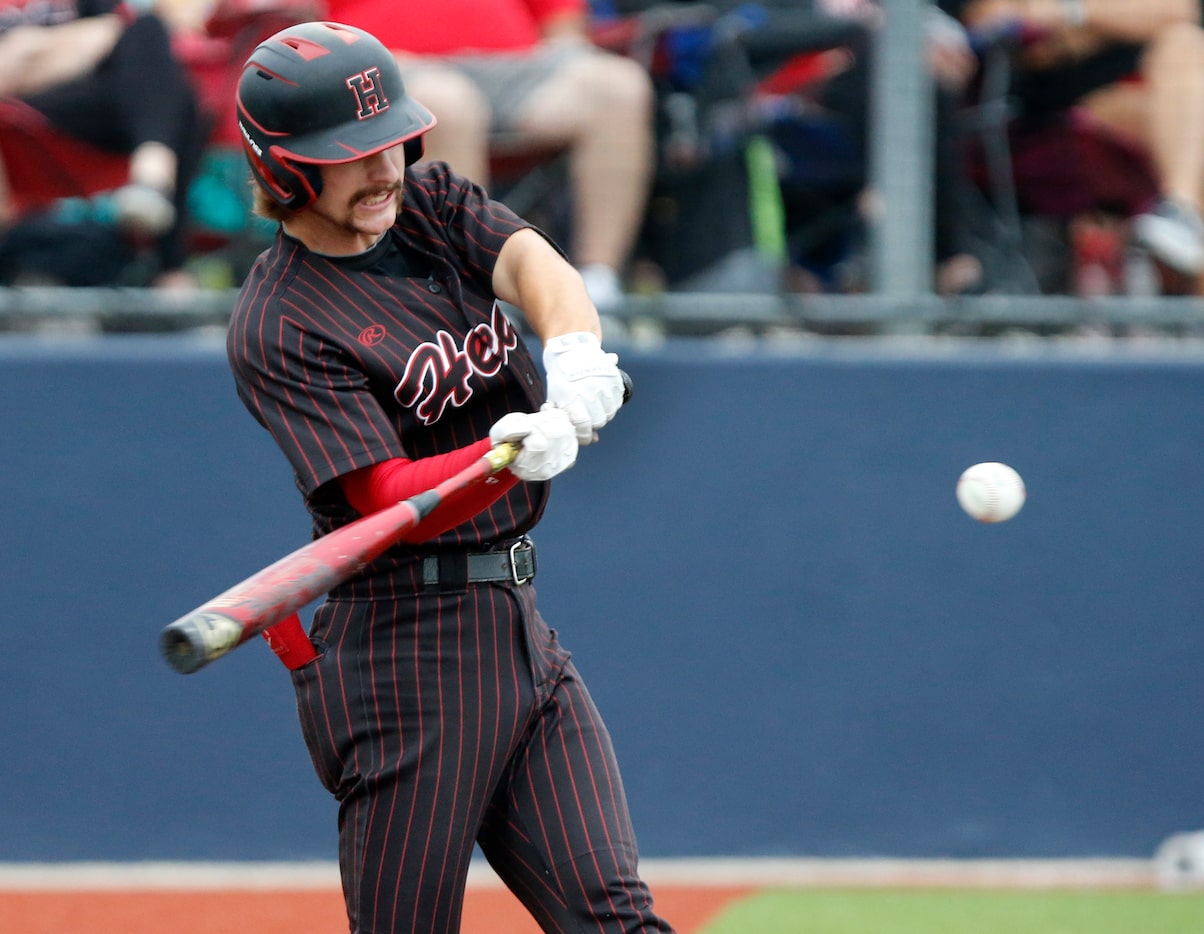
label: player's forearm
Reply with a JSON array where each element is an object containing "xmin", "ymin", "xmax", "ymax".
[
  {"xmin": 492, "ymin": 227, "xmax": 603, "ymax": 342},
  {"xmin": 340, "ymin": 440, "xmax": 494, "ymax": 512},
  {"xmin": 338, "ymin": 441, "xmax": 520, "ymax": 541}
]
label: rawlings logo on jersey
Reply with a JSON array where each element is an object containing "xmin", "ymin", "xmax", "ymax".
[{"xmin": 395, "ymin": 303, "xmax": 520, "ymax": 424}]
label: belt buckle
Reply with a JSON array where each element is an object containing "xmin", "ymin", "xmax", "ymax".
[{"xmin": 508, "ymin": 537, "xmax": 533, "ymax": 585}]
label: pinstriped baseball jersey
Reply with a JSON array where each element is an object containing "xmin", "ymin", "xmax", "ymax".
[{"xmin": 228, "ymin": 162, "xmax": 547, "ymax": 566}]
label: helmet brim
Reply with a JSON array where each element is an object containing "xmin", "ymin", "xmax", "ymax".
[{"xmin": 282, "ymin": 97, "xmax": 436, "ymax": 164}]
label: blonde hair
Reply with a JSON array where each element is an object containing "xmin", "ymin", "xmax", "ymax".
[{"xmin": 251, "ymin": 176, "xmax": 297, "ymax": 223}]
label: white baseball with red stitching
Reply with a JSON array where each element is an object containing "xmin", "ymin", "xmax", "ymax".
[{"xmin": 957, "ymin": 462, "xmax": 1026, "ymax": 523}]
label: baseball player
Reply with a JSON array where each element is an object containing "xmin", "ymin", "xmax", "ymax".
[{"xmin": 225, "ymin": 21, "xmax": 674, "ymax": 934}]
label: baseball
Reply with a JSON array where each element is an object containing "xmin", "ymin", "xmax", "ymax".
[{"xmin": 956, "ymin": 462, "xmax": 1026, "ymax": 523}]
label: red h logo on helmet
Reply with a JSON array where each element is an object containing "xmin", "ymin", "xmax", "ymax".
[{"xmin": 346, "ymin": 68, "xmax": 390, "ymax": 119}]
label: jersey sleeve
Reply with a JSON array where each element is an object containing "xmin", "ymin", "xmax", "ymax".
[
  {"xmin": 402, "ymin": 162, "xmax": 567, "ymax": 289},
  {"xmin": 228, "ymin": 282, "xmax": 407, "ymax": 497}
]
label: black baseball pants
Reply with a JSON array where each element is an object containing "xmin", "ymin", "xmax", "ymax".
[{"xmin": 292, "ymin": 576, "xmax": 675, "ymax": 934}]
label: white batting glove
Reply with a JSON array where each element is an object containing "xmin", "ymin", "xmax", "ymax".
[
  {"xmin": 489, "ymin": 406, "xmax": 578, "ymax": 482},
  {"xmin": 542, "ymin": 331, "xmax": 624, "ymax": 445}
]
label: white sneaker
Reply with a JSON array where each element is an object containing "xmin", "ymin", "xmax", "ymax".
[
  {"xmin": 578, "ymin": 263, "xmax": 625, "ymax": 312},
  {"xmin": 113, "ymin": 184, "xmax": 176, "ymax": 237},
  {"xmin": 1133, "ymin": 197, "xmax": 1204, "ymax": 274}
]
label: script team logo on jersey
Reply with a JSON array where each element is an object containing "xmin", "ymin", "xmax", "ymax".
[
  {"xmin": 395, "ymin": 304, "xmax": 519, "ymax": 424},
  {"xmin": 346, "ymin": 68, "xmax": 389, "ymax": 119}
]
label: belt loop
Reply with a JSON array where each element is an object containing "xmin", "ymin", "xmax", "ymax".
[
  {"xmin": 425, "ymin": 552, "xmax": 468, "ymax": 591},
  {"xmin": 509, "ymin": 536, "xmax": 534, "ymax": 585}
]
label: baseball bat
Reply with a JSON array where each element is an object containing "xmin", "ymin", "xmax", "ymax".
[{"xmin": 160, "ymin": 371, "xmax": 633, "ymax": 674}]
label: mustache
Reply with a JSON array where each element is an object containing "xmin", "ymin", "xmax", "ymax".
[{"xmin": 350, "ymin": 181, "xmax": 402, "ymax": 209}]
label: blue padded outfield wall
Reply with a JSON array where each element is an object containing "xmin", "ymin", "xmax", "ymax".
[{"xmin": 3, "ymin": 334, "xmax": 1204, "ymax": 862}]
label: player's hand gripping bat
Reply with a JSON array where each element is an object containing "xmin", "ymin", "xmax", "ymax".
[{"xmin": 160, "ymin": 372, "xmax": 632, "ymax": 674}]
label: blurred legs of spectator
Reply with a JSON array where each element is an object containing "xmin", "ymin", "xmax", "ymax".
[
  {"xmin": 807, "ymin": 22, "xmax": 984, "ymax": 295},
  {"xmin": 953, "ymin": 1, "xmax": 1204, "ymax": 293},
  {"xmin": 399, "ymin": 43, "xmax": 655, "ymax": 310},
  {"xmin": 399, "ymin": 64, "xmax": 492, "ymax": 182},
  {"xmin": 1081, "ymin": 22, "xmax": 1204, "ymax": 277},
  {"xmin": 933, "ymin": 85, "xmax": 987, "ymax": 294},
  {"xmin": 3, "ymin": 11, "xmax": 206, "ymax": 287},
  {"xmin": 0, "ymin": 151, "xmax": 12, "ymax": 229},
  {"xmin": 111, "ymin": 141, "xmax": 178, "ymax": 236}
]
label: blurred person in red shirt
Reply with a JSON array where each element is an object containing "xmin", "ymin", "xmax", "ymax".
[{"xmin": 323, "ymin": 0, "xmax": 655, "ymax": 313}]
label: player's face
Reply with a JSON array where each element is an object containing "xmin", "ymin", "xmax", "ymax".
[{"xmin": 287, "ymin": 147, "xmax": 405, "ymax": 255}]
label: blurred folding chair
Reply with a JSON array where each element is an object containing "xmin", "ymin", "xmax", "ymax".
[
  {"xmin": 0, "ymin": 98, "xmax": 132, "ymax": 220},
  {"xmin": 0, "ymin": 97, "xmax": 151, "ymax": 286},
  {"xmin": 615, "ymin": 3, "xmax": 868, "ymax": 292}
]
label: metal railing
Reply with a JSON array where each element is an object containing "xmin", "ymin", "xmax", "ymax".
[{"xmin": 4, "ymin": 287, "xmax": 1204, "ymax": 339}]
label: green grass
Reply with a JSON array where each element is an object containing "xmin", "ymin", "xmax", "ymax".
[{"xmin": 697, "ymin": 889, "xmax": 1204, "ymax": 934}]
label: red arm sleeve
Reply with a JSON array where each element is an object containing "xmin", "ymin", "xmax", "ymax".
[{"xmin": 337, "ymin": 439, "xmax": 520, "ymax": 543}]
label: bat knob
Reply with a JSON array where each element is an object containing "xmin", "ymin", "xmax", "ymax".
[
  {"xmin": 161, "ymin": 626, "xmax": 207, "ymax": 675},
  {"xmin": 160, "ymin": 610, "xmax": 245, "ymax": 675},
  {"xmin": 620, "ymin": 370, "xmax": 633, "ymax": 404}
]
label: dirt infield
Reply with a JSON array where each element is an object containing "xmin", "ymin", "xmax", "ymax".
[
  {"xmin": 0, "ymin": 858, "xmax": 1157, "ymax": 933},
  {"xmin": 0, "ymin": 885, "xmax": 750, "ymax": 933}
]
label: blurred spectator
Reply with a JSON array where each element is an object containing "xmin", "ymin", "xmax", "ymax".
[
  {"xmin": 151, "ymin": 0, "xmax": 327, "ymax": 287},
  {"xmin": 0, "ymin": 0, "xmax": 207, "ymax": 287},
  {"xmin": 320, "ymin": 0, "xmax": 655, "ymax": 311},
  {"xmin": 602, "ymin": 1, "xmax": 985, "ymax": 295},
  {"xmin": 946, "ymin": 0, "xmax": 1204, "ymax": 279},
  {"xmin": 797, "ymin": 0, "xmax": 985, "ymax": 294}
]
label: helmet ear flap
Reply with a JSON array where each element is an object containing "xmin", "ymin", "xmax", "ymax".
[
  {"xmin": 249, "ymin": 147, "xmax": 324, "ymax": 210},
  {"xmin": 274, "ymin": 157, "xmax": 324, "ymax": 210}
]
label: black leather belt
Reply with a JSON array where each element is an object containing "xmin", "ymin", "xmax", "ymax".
[{"xmin": 422, "ymin": 537, "xmax": 536, "ymax": 590}]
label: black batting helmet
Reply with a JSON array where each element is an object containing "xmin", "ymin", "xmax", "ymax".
[{"xmin": 235, "ymin": 21, "xmax": 436, "ymax": 210}]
